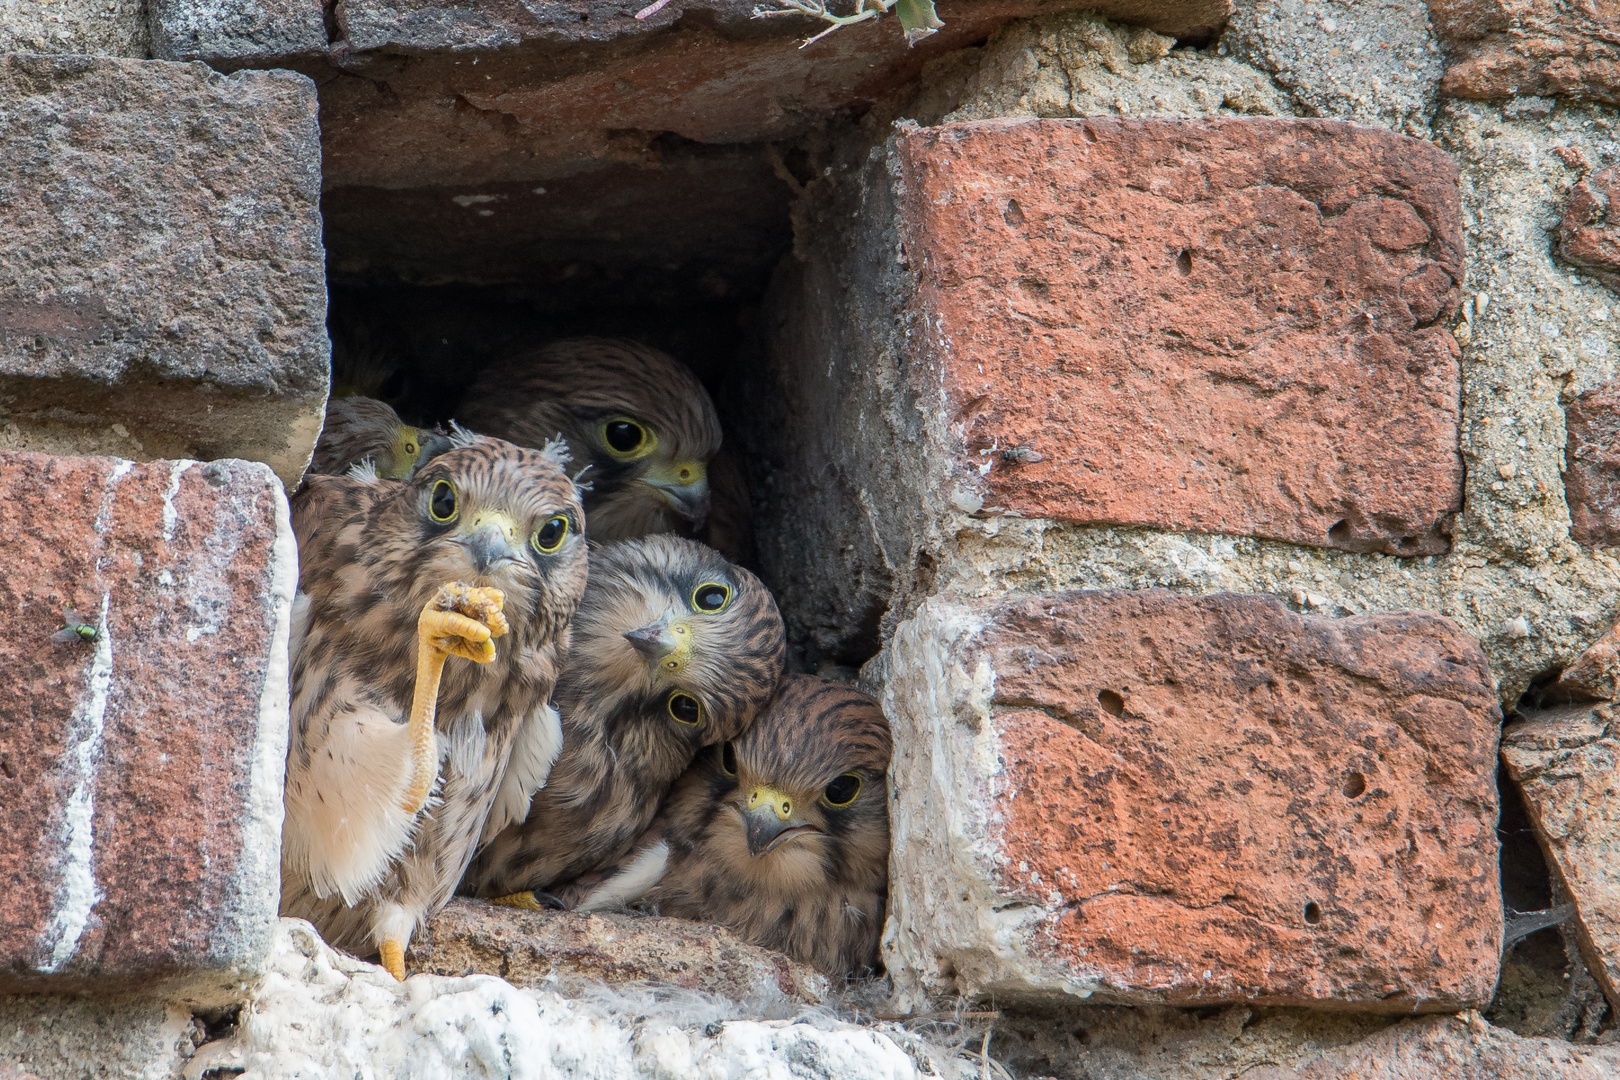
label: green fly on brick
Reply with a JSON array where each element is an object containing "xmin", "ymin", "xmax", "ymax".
[{"xmin": 52, "ymin": 610, "xmax": 99, "ymax": 645}]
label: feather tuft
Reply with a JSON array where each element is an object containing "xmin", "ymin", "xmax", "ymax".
[
  {"xmin": 448, "ymin": 420, "xmax": 483, "ymax": 449},
  {"xmin": 346, "ymin": 458, "xmax": 382, "ymax": 484},
  {"xmin": 540, "ymin": 435, "xmax": 573, "ymax": 467}
]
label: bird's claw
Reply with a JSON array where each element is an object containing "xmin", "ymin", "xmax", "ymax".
[
  {"xmin": 379, "ymin": 938, "xmax": 406, "ymax": 981},
  {"xmin": 487, "ymin": 890, "xmax": 550, "ymax": 912},
  {"xmin": 419, "ymin": 584, "xmax": 508, "ymax": 665}
]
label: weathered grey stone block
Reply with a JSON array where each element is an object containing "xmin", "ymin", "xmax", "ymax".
[
  {"xmin": 0, "ymin": 54, "xmax": 328, "ymax": 489},
  {"xmin": 148, "ymin": 0, "xmax": 328, "ymax": 63},
  {"xmin": 0, "ymin": 0, "xmax": 147, "ymax": 58}
]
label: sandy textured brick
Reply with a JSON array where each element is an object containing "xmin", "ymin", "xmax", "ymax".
[
  {"xmin": 874, "ymin": 589, "xmax": 1502, "ymax": 1009},
  {"xmin": 1502, "ymin": 703, "xmax": 1620, "ymax": 1012},
  {"xmin": 148, "ymin": 0, "xmax": 328, "ymax": 62},
  {"xmin": 897, "ymin": 117, "xmax": 1464, "ymax": 554},
  {"xmin": 0, "ymin": 55, "xmax": 328, "ymax": 489},
  {"xmin": 1429, "ymin": 0, "xmax": 1620, "ymax": 105},
  {"xmin": 739, "ymin": 116, "xmax": 1466, "ymax": 666},
  {"xmin": 0, "ymin": 450, "xmax": 295, "ymax": 1005},
  {"xmin": 409, "ymin": 898, "xmax": 829, "ymax": 1005},
  {"xmin": 1565, "ymin": 378, "xmax": 1620, "ymax": 549}
]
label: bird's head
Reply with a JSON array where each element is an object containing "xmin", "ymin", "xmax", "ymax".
[
  {"xmin": 457, "ymin": 339, "xmax": 721, "ymax": 543},
  {"xmin": 378, "ymin": 434, "xmax": 588, "ymax": 645},
  {"xmin": 704, "ymin": 677, "xmax": 891, "ymax": 892},
  {"xmin": 558, "ymin": 535, "xmax": 785, "ymax": 752},
  {"xmin": 312, "ymin": 395, "xmax": 453, "ymax": 481}
]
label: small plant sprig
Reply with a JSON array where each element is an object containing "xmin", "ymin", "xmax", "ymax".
[{"xmin": 752, "ymin": 0, "xmax": 944, "ymax": 48}]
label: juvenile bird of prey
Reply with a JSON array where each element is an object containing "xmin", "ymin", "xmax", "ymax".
[
  {"xmin": 575, "ymin": 675, "xmax": 892, "ymax": 978},
  {"xmin": 307, "ymin": 396, "xmax": 452, "ymax": 481},
  {"xmin": 280, "ymin": 432, "xmax": 587, "ymax": 980},
  {"xmin": 463, "ymin": 534, "xmax": 786, "ymax": 903},
  {"xmin": 456, "ymin": 338, "xmax": 721, "ymax": 543}
]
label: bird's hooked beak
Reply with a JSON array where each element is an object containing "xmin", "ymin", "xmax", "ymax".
[
  {"xmin": 642, "ymin": 460, "xmax": 710, "ymax": 527},
  {"xmin": 459, "ymin": 508, "xmax": 521, "ymax": 575},
  {"xmin": 622, "ymin": 611, "xmax": 693, "ymax": 676},
  {"xmin": 743, "ymin": 785, "xmax": 816, "ymax": 857}
]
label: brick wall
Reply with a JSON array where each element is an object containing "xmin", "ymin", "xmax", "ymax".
[{"xmin": 6, "ymin": 0, "xmax": 1620, "ymax": 1075}]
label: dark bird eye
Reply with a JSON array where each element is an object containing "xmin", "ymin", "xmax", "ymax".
[
  {"xmin": 691, "ymin": 582, "xmax": 731, "ymax": 612},
  {"xmin": 602, "ymin": 418, "xmax": 648, "ymax": 456},
  {"xmin": 429, "ymin": 480, "xmax": 458, "ymax": 523},
  {"xmin": 404, "ymin": 441, "xmax": 417, "ymax": 455},
  {"xmin": 532, "ymin": 515, "xmax": 569, "ymax": 554},
  {"xmin": 720, "ymin": 741, "xmax": 737, "ymax": 776},
  {"xmin": 667, "ymin": 692, "xmax": 703, "ymax": 726},
  {"xmin": 823, "ymin": 773, "xmax": 862, "ymax": 807}
]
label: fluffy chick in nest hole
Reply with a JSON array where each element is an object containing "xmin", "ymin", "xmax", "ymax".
[
  {"xmin": 573, "ymin": 675, "xmax": 892, "ymax": 979},
  {"xmin": 463, "ymin": 534, "xmax": 786, "ymax": 905}
]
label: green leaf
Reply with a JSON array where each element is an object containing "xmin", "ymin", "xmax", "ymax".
[{"xmin": 893, "ymin": 0, "xmax": 942, "ymax": 44}]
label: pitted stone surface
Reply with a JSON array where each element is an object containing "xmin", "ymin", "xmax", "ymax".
[
  {"xmin": 1557, "ymin": 164, "xmax": 1620, "ymax": 295},
  {"xmin": 1430, "ymin": 0, "xmax": 1620, "ymax": 105},
  {"xmin": 148, "ymin": 0, "xmax": 328, "ymax": 62},
  {"xmin": 874, "ymin": 589, "xmax": 1502, "ymax": 1009},
  {"xmin": 409, "ymin": 898, "xmax": 829, "ymax": 1005},
  {"xmin": 1502, "ymin": 703, "xmax": 1620, "ymax": 1010},
  {"xmin": 0, "ymin": 55, "xmax": 328, "ymax": 489},
  {"xmin": 895, "ymin": 117, "xmax": 1465, "ymax": 556},
  {"xmin": 1566, "ymin": 377, "xmax": 1620, "ymax": 549},
  {"xmin": 0, "ymin": 450, "xmax": 294, "ymax": 1004}
]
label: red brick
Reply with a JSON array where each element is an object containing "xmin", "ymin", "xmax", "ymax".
[
  {"xmin": 1566, "ymin": 379, "xmax": 1620, "ymax": 548},
  {"xmin": 1429, "ymin": 0, "xmax": 1620, "ymax": 105},
  {"xmin": 883, "ymin": 590, "xmax": 1502, "ymax": 1009},
  {"xmin": 1558, "ymin": 166, "xmax": 1620, "ymax": 294},
  {"xmin": 0, "ymin": 451, "xmax": 293, "ymax": 1003},
  {"xmin": 895, "ymin": 117, "xmax": 1465, "ymax": 554}
]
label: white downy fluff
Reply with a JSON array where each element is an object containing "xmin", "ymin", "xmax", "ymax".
[{"xmin": 185, "ymin": 920, "xmax": 939, "ymax": 1080}]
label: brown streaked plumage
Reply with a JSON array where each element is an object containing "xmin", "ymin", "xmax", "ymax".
[
  {"xmin": 281, "ymin": 433, "xmax": 588, "ymax": 976},
  {"xmin": 456, "ymin": 338, "xmax": 722, "ymax": 543},
  {"xmin": 578, "ymin": 676, "xmax": 892, "ymax": 978},
  {"xmin": 463, "ymin": 535, "xmax": 786, "ymax": 902},
  {"xmin": 308, "ymin": 396, "xmax": 453, "ymax": 482}
]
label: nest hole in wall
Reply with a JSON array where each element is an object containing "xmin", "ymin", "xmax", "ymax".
[{"xmin": 319, "ymin": 134, "xmax": 866, "ymax": 667}]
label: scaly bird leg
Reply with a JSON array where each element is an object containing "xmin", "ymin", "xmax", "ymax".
[
  {"xmin": 402, "ymin": 584, "xmax": 509, "ymax": 816},
  {"xmin": 378, "ymin": 939, "xmax": 406, "ymax": 981}
]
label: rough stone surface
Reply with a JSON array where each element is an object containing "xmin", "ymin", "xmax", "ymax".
[
  {"xmin": 1430, "ymin": 0, "xmax": 1620, "ymax": 105},
  {"xmin": 0, "ymin": 55, "xmax": 328, "ymax": 489},
  {"xmin": 871, "ymin": 590, "xmax": 1503, "ymax": 1009},
  {"xmin": 148, "ymin": 0, "xmax": 328, "ymax": 62},
  {"xmin": 1557, "ymin": 163, "xmax": 1620, "ymax": 293},
  {"xmin": 408, "ymin": 898, "xmax": 830, "ymax": 1007},
  {"xmin": 740, "ymin": 111, "xmax": 1474, "ymax": 667},
  {"xmin": 1224, "ymin": 0, "xmax": 1444, "ymax": 135},
  {"xmin": 898, "ymin": 116, "xmax": 1465, "ymax": 553},
  {"xmin": 1555, "ymin": 616, "xmax": 1620, "ymax": 702},
  {"xmin": 879, "ymin": 11, "xmax": 1292, "ymax": 128},
  {"xmin": 994, "ymin": 1007, "xmax": 1620, "ymax": 1078},
  {"xmin": 190, "ymin": 920, "xmax": 934, "ymax": 1079},
  {"xmin": 0, "ymin": 450, "xmax": 295, "ymax": 1005},
  {"xmin": 1502, "ymin": 703, "xmax": 1620, "ymax": 1011},
  {"xmin": 0, "ymin": 0, "xmax": 147, "ymax": 56},
  {"xmin": 1566, "ymin": 378, "xmax": 1620, "ymax": 549},
  {"xmin": 0, "ymin": 996, "xmax": 204, "ymax": 1080}
]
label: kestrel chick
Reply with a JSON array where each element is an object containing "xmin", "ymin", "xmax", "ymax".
[
  {"xmin": 281, "ymin": 432, "xmax": 587, "ymax": 979},
  {"xmin": 456, "ymin": 338, "xmax": 721, "ymax": 542},
  {"xmin": 308, "ymin": 396, "xmax": 452, "ymax": 481},
  {"xmin": 578, "ymin": 676, "xmax": 892, "ymax": 978},
  {"xmin": 464, "ymin": 535, "xmax": 786, "ymax": 902}
]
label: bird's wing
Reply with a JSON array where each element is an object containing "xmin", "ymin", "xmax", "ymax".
[
  {"xmin": 479, "ymin": 699, "xmax": 563, "ymax": 846},
  {"xmin": 282, "ymin": 698, "xmax": 425, "ymax": 906}
]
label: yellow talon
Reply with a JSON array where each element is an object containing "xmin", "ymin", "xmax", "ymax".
[
  {"xmin": 488, "ymin": 891, "xmax": 546, "ymax": 912},
  {"xmin": 379, "ymin": 938, "xmax": 406, "ymax": 981},
  {"xmin": 402, "ymin": 584, "xmax": 509, "ymax": 815}
]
